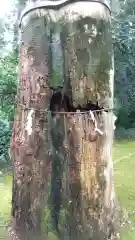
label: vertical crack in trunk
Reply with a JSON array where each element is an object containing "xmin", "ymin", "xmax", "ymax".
[
  {"xmin": 49, "ymin": 92, "xmax": 120, "ymax": 240},
  {"xmin": 10, "ymin": 1, "xmax": 121, "ymax": 239}
]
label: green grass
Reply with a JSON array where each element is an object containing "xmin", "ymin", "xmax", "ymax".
[
  {"xmin": 113, "ymin": 140, "xmax": 135, "ymax": 239},
  {"xmin": 0, "ymin": 140, "xmax": 135, "ymax": 239},
  {"xmin": 0, "ymin": 171, "xmax": 12, "ymax": 239}
]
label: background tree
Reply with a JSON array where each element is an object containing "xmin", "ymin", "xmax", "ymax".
[
  {"xmin": 112, "ymin": 0, "xmax": 135, "ymax": 137},
  {"xmin": 0, "ymin": 13, "xmax": 18, "ymax": 166}
]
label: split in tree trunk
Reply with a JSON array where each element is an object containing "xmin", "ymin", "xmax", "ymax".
[{"xmin": 9, "ymin": 1, "xmax": 121, "ymax": 240}]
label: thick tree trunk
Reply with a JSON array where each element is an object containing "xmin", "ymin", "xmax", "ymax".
[
  {"xmin": 9, "ymin": 1, "xmax": 121, "ymax": 240},
  {"xmin": 49, "ymin": 109, "xmax": 121, "ymax": 240},
  {"xmin": 9, "ymin": 17, "xmax": 52, "ymax": 240}
]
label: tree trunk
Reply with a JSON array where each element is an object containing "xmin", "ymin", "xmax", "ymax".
[
  {"xmin": 9, "ymin": 1, "xmax": 121, "ymax": 240},
  {"xmin": 9, "ymin": 14, "xmax": 52, "ymax": 240}
]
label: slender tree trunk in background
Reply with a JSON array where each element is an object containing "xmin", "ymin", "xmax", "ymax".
[{"xmin": 9, "ymin": 1, "xmax": 121, "ymax": 240}]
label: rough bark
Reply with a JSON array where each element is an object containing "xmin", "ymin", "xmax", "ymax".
[
  {"xmin": 47, "ymin": 109, "xmax": 121, "ymax": 240},
  {"xmin": 9, "ymin": 14, "xmax": 52, "ymax": 240},
  {"xmin": 9, "ymin": 1, "xmax": 121, "ymax": 240}
]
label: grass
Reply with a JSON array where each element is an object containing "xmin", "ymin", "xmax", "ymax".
[
  {"xmin": 113, "ymin": 140, "xmax": 135, "ymax": 239},
  {"xmin": 0, "ymin": 140, "xmax": 135, "ymax": 239},
  {"xmin": 0, "ymin": 171, "xmax": 12, "ymax": 239}
]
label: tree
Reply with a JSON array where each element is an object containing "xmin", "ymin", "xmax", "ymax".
[
  {"xmin": 0, "ymin": 13, "xmax": 18, "ymax": 165},
  {"xmin": 0, "ymin": 51, "xmax": 18, "ymax": 164},
  {"xmin": 9, "ymin": 1, "xmax": 121, "ymax": 240},
  {"xmin": 112, "ymin": 0, "xmax": 135, "ymax": 131},
  {"xmin": 0, "ymin": 113, "xmax": 11, "ymax": 165},
  {"xmin": 0, "ymin": 18, "xmax": 7, "ymax": 53},
  {"xmin": 0, "ymin": 51, "xmax": 18, "ymax": 123}
]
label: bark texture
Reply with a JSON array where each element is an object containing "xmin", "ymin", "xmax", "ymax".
[
  {"xmin": 9, "ymin": 1, "xmax": 121, "ymax": 240},
  {"xmin": 9, "ymin": 14, "xmax": 52, "ymax": 240}
]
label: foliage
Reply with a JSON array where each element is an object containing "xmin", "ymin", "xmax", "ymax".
[
  {"xmin": 115, "ymin": 127, "xmax": 135, "ymax": 139},
  {"xmin": 0, "ymin": 18, "xmax": 7, "ymax": 53},
  {"xmin": 0, "ymin": 51, "xmax": 18, "ymax": 123},
  {"xmin": 112, "ymin": 0, "xmax": 135, "ymax": 129},
  {"xmin": 0, "ymin": 114, "xmax": 11, "ymax": 164},
  {"xmin": 0, "ymin": 50, "xmax": 18, "ymax": 164},
  {"xmin": 0, "ymin": 49, "xmax": 18, "ymax": 163}
]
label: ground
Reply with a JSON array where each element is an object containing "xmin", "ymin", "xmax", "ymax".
[
  {"xmin": 114, "ymin": 140, "xmax": 135, "ymax": 239},
  {"xmin": 0, "ymin": 140, "xmax": 135, "ymax": 239}
]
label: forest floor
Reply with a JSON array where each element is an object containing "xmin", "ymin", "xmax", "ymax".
[{"xmin": 0, "ymin": 140, "xmax": 135, "ymax": 239}]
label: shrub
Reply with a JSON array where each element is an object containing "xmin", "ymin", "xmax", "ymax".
[
  {"xmin": 0, "ymin": 117, "xmax": 11, "ymax": 166},
  {"xmin": 115, "ymin": 127, "xmax": 135, "ymax": 139}
]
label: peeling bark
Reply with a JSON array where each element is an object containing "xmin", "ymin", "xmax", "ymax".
[
  {"xmin": 9, "ymin": 17, "xmax": 52, "ymax": 240},
  {"xmin": 9, "ymin": 1, "xmax": 121, "ymax": 240}
]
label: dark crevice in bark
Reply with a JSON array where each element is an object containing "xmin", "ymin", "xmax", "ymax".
[
  {"xmin": 49, "ymin": 90, "xmax": 110, "ymax": 239},
  {"xmin": 49, "ymin": 90, "xmax": 106, "ymax": 115}
]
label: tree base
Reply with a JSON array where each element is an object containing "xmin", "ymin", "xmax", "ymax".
[{"xmin": 8, "ymin": 219, "xmax": 45, "ymax": 240}]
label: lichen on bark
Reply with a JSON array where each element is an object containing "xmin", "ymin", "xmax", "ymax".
[
  {"xmin": 9, "ymin": 14, "xmax": 52, "ymax": 240},
  {"xmin": 9, "ymin": 1, "xmax": 121, "ymax": 240}
]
